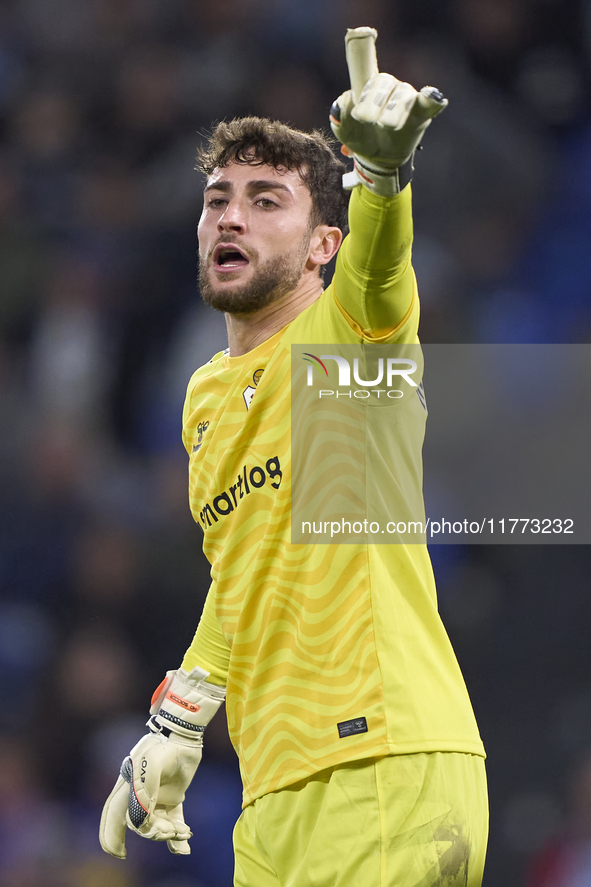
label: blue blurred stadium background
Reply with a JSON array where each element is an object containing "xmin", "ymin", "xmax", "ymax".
[{"xmin": 1, "ymin": 1, "xmax": 591, "ymax": 884}]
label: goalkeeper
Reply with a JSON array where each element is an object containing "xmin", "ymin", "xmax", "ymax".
[{"xmin": 100, "ymin": 27, "xmax": 488, "ymax": 887}]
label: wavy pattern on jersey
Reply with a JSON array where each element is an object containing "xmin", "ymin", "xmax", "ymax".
[
  {"xmin": 291, "ymin": 382, "xmax": 370, "ymax": 533},
  {"xmin": 183, "ymin": 266, "xmax": 484, "ymax": 806},
  {"xmin": 291, "ymin": 418, "xmax": 366, "ymax": 522},
  {"xmin": 220, "ymin": 545, "xmax": 367, "ymax": 673},
  {"xmin": 217, "ymin": 541, "xmax": 392, "ymax": 802}
]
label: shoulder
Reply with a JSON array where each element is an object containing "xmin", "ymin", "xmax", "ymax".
[
  {"xmin": 187, "ymin": 347, "xmax": 229, "ymax": 387},
  {"xmin": 281, "ymin": 285, "xmax": 363, "ymax": 344},
  {"xmin": 182, "ymin": 347, "xmax": 229, "ymax": 419}
]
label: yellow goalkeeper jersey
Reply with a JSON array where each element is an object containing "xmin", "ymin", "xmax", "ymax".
[{"xmin": 182, "ymin": 184, "xmax": 484, "ymax": 807}]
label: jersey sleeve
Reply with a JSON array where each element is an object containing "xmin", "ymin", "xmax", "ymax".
[
  {"xmin": 332, "ymin": 182, "xmax": 417, "ymax": 341},
  {"xmin": 181, "ymin": 583, "xmax": 230, "ymax": 686}
]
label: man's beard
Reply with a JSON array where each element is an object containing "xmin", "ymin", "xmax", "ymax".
[{"xmin": 199, "ymin": 237, "xmax": 310, "ymax": 315}]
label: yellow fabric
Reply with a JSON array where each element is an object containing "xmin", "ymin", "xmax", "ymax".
[
  {"xmin": 181, "ymin": 183, "xmax": 484, "ymax": 807},
  {"xmin": 182, "ymin": 582, "xmax": 230, "ymax": 686},
  {"xmin": 335, "ymin": 183, "xmax": 415, "ymax": 334},
  {"xmin": 233, "ymin": 752, "xmax": 489, "ymax": 887}
]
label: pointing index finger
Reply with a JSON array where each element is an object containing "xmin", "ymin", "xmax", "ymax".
[{"xmin": 345, "ymin": 27, "xmax": 379, "ymax": 103}]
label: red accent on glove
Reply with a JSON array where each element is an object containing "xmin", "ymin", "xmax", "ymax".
[{"xmin": 151, "ymin": 677, "xmax": 169, "ymax": 708}]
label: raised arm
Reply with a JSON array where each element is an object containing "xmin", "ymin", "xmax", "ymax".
[{"xmin": 329, "ymin": 27, "xmax": 447, "ymax": 339}]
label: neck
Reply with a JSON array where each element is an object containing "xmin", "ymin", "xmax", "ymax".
[{"xmin": 225, "ymin": 273, "xmax": 324, "ymax": 356}]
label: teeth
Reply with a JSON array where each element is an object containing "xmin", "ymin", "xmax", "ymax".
[{"xmin": 218, "ymin": 249, "xmax": 246, "ymax": 266}]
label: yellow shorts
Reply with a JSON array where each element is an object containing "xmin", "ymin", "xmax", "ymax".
[{"xmin": 233, "ymin": 752, "xmax": 488, "ymax": 887}]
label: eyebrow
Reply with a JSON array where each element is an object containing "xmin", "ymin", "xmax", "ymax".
[{"xmin": 204, "ymin": 179, "xmax": 294, "ymax": 196}]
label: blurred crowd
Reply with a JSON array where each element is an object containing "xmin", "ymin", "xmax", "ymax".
[{"xmin": 1, "ymin": 0, "xmax": 591, "ymax": 884}]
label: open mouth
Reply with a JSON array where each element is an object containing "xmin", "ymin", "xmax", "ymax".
[{"xmin": 213, "ymin": 244, "xmax": 250, "ymax": 270}]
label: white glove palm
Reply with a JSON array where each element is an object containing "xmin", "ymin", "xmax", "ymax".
[
  {"xmin": 331, "ymin": 75, "xmax": 447, "ymax": 170},
  {"xmin": 100, "ymin": 666, "xmax": 225, "ymax": 858}
]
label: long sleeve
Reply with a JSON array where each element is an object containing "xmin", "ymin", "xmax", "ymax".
[
  {"xmin": 181, "ymin": 584, "xmax": 230, "ymax": 686},
  {"xmin": 332, "ymin": 183, "xmax": 416, "ymax": 340}
]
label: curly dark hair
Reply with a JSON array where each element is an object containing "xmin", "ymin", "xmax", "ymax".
[{"xmin": 196, "ymin": 117, "xmax": 350, "ymax": 232}]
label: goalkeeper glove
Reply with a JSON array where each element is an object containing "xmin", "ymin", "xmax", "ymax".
[
  {"xmin": 330, "ymin": 27, "xmax": 448, "ymax": 195},
  {"xmin": 99, "ymin": 665, "xmax": 226, "ymax": 858}
]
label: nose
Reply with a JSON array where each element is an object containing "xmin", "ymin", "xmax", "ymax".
[{"xmin": 217, "ymin": 200, "xmax": 246, "ymax": 234}]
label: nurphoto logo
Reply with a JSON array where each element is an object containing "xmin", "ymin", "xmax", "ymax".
[{"xmin": 302, "ymin": 352, "xmax": 418, "ymax": 399}]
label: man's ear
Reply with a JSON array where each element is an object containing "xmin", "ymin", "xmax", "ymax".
[{"xmin": 306, "ymin": 226, "xmax": 343, "ymax": 271}]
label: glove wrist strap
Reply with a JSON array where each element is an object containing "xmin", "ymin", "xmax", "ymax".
[
  {"xmin": 149, "ymin": 666, "xmax": 226, "ymax": 743},
  {"xmin": 343, "ymin": 153, "xmax": 414, "ymax": 195}
]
